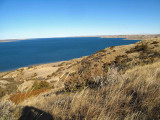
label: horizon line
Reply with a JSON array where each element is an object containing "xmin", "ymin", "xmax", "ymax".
[{"xmin": 0, "ymin": 33, "xmax": 160, "ymax": 41}]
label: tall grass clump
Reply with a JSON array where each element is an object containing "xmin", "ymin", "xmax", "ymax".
[
  {"xmin": 29, "ymin": 62, "xmax": 160, "ymax": 120},
  {"xmin": 0, "ymin": 100, "xmax": 16, "ymax": 120}
]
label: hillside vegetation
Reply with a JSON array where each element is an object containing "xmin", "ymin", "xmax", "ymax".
[{"xmin": 0, "ymin": 37, "xmax": 160, "ymax": 120}]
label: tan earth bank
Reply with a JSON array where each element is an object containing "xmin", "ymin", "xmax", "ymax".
[{"xmin": 0, "ymin": 37, "xmax": 160, "ymax": 120}]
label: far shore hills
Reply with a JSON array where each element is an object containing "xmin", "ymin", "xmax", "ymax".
[{"xmin": 0, "ymin": 34, "xmax": 160, "ymax": 42}]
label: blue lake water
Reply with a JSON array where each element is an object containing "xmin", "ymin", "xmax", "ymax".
[{"xmin": 0, "ymin": 37, "xmax": 140, "ymax": 72}]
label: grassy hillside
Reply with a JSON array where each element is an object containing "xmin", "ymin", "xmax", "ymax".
[
  {"xmin": 20, "ymin": 62, "xmax": 160, "ymax": 120},
  {"xmin": 0, "ymin": 37, "xmax": 160, "ymax": 120},
  {"xmin": 64, "ymin": 38, "xmax": 160, "ymax": 92}
]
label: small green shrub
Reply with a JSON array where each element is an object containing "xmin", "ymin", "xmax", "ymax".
[
  {"xmin": 134, "ymin": 43, "xmax": 148, "ymax": 52},
  {"xmin": 110, "ymin": 46, "xmax": 115, "ymax": 49},
  {"xmin": 126, "ymin": 43, "xmax": 148, "ymax": 53},
  {"xmin": 151, "ymin": 41, "xmax": 159, "ymax": 44},
  {"xmin": 98, "ymin": 49, "xmax": 106, "ymax": 53},
  {"xmin": 0, "ymin": 87, "xmax": 5, "ymax": 98},
  {"xmin": 126, "ymin": 48, "xmax": 135, "ymax": 53},
  {"xmin": 64, "ymin": 76, "xmax": 86, "ymax": 92},
  {"xmin": 29, "ymin": 80, "xmax": 53, "ymax": 91}
]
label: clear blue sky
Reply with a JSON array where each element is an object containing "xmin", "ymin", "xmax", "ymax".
[{"xmin": 0, "ymin": 0, "xmax": 160, "ymax": 40}]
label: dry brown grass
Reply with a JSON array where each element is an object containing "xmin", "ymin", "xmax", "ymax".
[
  {"xmin": 22, "ymin": 61, "xmax": 160, "ymax": 120},
  {"xmin": 0, "ymin": 100, "xmax": 16, "ymax": 120},
  {"xmin": 9, "ymin": 88, "xmax": 49, "ymax": 104}
]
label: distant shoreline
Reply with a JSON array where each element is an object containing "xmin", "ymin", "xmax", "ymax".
[
  {"xmin": 0, "ymin": 39, "xmax": 26, "ymax": 42},
  {"xmin": 0, "ymin": 40, "xmax": 12, "ymax": 42},
  {"xmin": 0, "ymin": 37, "xmax": 138, "ymax": 43},
  {"xmin": 0, "ymin": 34, "xmax": 159, "ymax": 42}
]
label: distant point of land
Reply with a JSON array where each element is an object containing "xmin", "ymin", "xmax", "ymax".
[{"xmin": 0, "ymin": 40, "xmax": 11, "ymax": 42}]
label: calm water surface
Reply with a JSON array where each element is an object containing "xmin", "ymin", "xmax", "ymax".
[{"xmin": 0, "ymin": 37, "xmax": 140, "ymax": 72}]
